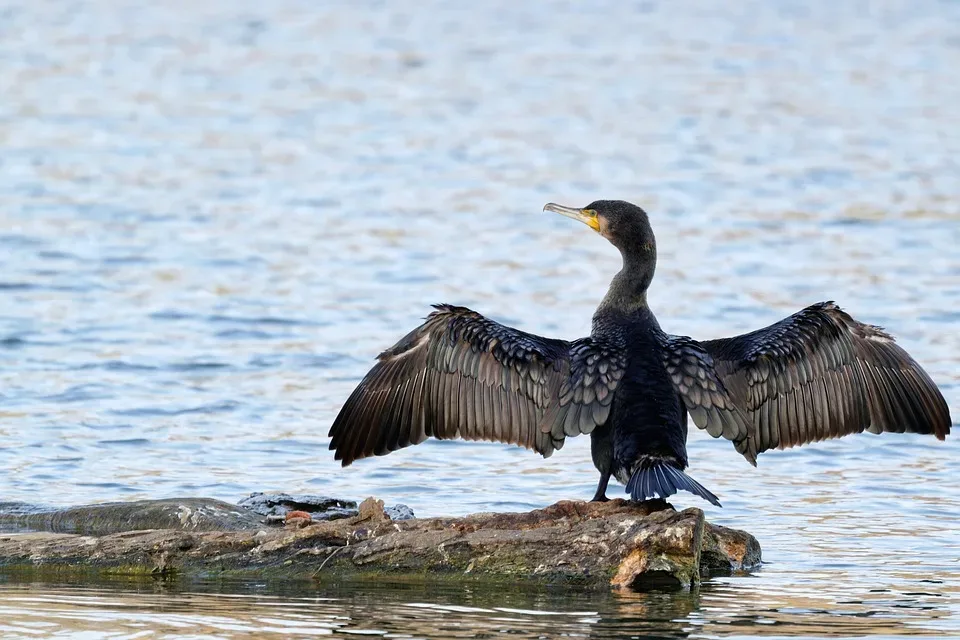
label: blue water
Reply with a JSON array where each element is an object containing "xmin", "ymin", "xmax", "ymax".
[{"xmin": 0, "ymin": 0, "xmax": 958, "ymax": 637}]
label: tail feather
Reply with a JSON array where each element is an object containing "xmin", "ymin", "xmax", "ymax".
[{"xmin": 626, "ymin": 462, "xmax": 721, "ymax": 507}]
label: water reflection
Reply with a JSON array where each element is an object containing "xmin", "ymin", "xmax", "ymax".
[{"xmin": 0, "ymin": 578, "xmax": 955, "ymax": 638}]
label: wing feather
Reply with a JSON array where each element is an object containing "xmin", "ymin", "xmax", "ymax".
[
  {"xmin": 661, "ymin": 334, "xmax": 755, "ymax": 462},
  {"xmin": 702, "ymin": 301, "xmax": 951, "ymax": 459},
  {"xmin": 328, "ymin": 305, "xmax": 626, "ymax": 465}
]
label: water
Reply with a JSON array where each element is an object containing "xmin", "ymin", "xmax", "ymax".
[
  {"xmin": 0, "ymin": 0, "xmax": 958, "ymax": 636},
  {"xmin": 0, "ymin": 578, "xmax": 955, "ymax": 638}
]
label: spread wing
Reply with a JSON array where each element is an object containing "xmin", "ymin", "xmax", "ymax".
[
  {"xmin": 701, "ymin": 301, "xmax": 951, "ymax": 459},
  {"xmin": 661, "ymin": 334, "xmax": 756, "ymax": 463},
  {"xmin": 328, "ymin": 305, "xmax": 625, "ymax": 465}
]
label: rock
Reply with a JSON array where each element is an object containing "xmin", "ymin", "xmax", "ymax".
[
  {"xmin": 700, "ymin": 520, "xmax": 762, "ymax": 573},
  {"xmin": 0, "ymin": 498, "xmax": 760, "ymax": 591},
  {"xmin": 0, "ymin": 502, "xmax": 52, "ymax": 518},
  {"xmin": 237, "ymin": 493, "xmax": 358, "ymax": 521},
  {"xmin": 284, "ymin": 511, "xmax": 313, "ymax": 528},
  {"xmin": 236, "ymin": 492, "xmax": 415, "ymax": 523},
  {"xmin": 0, "ymin": 498, "xmax": 265, "ymax": 535},
  {"xmin": 285, "ymin": 517, "xmax": 313, "ymax": 529},
  {"xmin": 384, "ymin": 503, "xmax": 416, "ymax": 520}
]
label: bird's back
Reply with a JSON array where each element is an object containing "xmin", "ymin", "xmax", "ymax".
[{"xmin": 593, "ymin": 309, "xmax": 689, "ymax": 483}]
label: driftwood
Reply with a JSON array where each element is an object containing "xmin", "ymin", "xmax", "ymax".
[{"xmin": 0, "ymin": 497, "xmax": 759, "ymax": 591}]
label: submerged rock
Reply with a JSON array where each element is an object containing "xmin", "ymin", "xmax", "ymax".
[
  {"xmin": 0, "ymin": 497, "xmax": 759, "ymax": 591},
  {"xmin": 0, "ymin": 494, "xmax": 417, "ymax": 535},
  {"xmin": 0, "ymin": 498, "xmax": 264, "ymax": 535}
]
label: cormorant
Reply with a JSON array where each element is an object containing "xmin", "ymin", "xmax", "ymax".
[{"xmin": 328, "ymin": 200, "xmax": 952, "ymax": 506}]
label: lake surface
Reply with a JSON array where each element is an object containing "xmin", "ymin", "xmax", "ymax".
[{"xmin": 1, "ymin": 0, "xmax": 958, "ymax": 637}]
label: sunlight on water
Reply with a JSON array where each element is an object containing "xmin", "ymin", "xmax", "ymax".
[{"xmin": 0, "ymin": 0, "xmax": 958, "ymax": 636}]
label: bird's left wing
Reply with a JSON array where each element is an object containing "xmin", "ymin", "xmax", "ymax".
[
  {"xmin": 701, "ymin": 302, "xmax": 951, "ymax": 460},
  {"xmin": 661, "ymin": 334, "xmax": 756, "ymax": 463}
]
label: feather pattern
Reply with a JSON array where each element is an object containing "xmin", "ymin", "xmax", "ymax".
[
  {"xmin": 661, "ymin": 334, "xmax": 755, "ymax": 463},
  {"xmin": 328, "ymin": 305, "xmax": 626, "ymax": 465},
  {"xmin": 702, "ymin": 301, "xmax": 951, "ymax": 460}
]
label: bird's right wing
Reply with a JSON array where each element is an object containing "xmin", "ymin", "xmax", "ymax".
[{"xmin": 328, "ymin": 305, "xmax": 625, "ymax": 466}]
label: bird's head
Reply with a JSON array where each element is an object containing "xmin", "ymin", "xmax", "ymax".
[{"xmin": 544, "ymin": 199, "xmax": 656, "ymax": 258}]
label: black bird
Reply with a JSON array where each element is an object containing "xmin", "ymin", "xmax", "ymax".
[{"xmin": 328, "ymin": 200, "xmax": 952, "ymax": 506}]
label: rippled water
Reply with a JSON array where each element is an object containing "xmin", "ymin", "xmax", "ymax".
[
  {"xmin": 1, "ymin": 0, "xmax": 959, "ymax": 637},
  {"xmin": 0, "ymin": 577, "xmax": 956, "ymax": 639}
]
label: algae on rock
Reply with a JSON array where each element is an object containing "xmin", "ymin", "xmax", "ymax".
[{"xmin": 0, "ymin": 497, "xmax": 760, "ymax": 592}]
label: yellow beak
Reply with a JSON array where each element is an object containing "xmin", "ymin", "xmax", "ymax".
[{"xmin": 543, "ymin": 203, "xmax": 601, "ymax": 233}]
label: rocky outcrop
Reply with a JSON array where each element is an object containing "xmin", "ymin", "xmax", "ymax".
[{"xmin": 0, "ymin": 497, "xmax": 759, "ymax": 591}]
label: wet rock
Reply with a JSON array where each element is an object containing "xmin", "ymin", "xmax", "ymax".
[
  {"xmin": 0, "ymin": 498, "xmax": 265, "ymax": 535},
  {"xmin": 0, "ymin": 498, "xmax": 759, "ymax": 592},
  {"xmin": 237, "ymin": 493, "xmax": 358, "ymax": 521},
  {"xmin": 0, "ymin": 502, "xmax": 52, "ymax": 516},
  {"xmin": 700, "ymin": 520, "xmax": 763, "ymax": 573},
  {"xmin": 383, "ymin": 504, "xmax": 415, "ymax": 520},
  {"xmin": 236, "ymin": 492, "xmax": 415, "ymax": 523}
]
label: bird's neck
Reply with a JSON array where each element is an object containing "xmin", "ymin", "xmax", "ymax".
[{"xmin": 597, "ymin": 252, "xmax": 656, "ymax": 314}]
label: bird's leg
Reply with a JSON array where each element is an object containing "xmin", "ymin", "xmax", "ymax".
[
  {"xmin": 591, "ymin": 469, "xmax": 611, "ymax": 502},
  {"xmin": 589, "ymin": 426, "xmax": 614, "ymax": 502}
]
